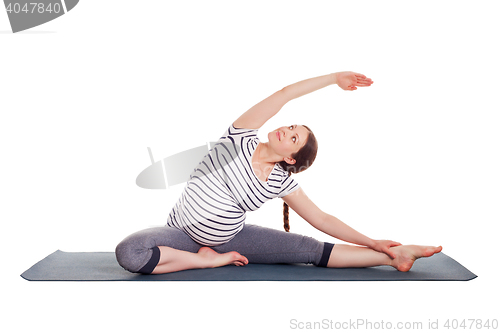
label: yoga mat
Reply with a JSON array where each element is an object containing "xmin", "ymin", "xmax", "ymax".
[{"xmin": 21, "ymin": 250, "xmax": 477, "ymax": 282}]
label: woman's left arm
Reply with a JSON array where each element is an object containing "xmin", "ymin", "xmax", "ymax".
[{"xmin": 282, "ymin": 188, "xmax": 401, "ymax": 258}]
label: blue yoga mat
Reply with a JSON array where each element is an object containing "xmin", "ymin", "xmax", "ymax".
[{"xmin": 20, "ymin": 250, "xmax": 477, "ymax": 281}]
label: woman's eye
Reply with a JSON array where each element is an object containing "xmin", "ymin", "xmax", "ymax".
[
  {"xmin": 289, "ymin": 126, "xmax": 293, "ymax": 129},
  {"xmin": 292, "ymin": 137, "xmax": 296, "ymax": 142}
]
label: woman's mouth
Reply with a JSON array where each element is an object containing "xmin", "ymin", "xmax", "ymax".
[{"xmin": 276, "ymin": 131, "xmax": 281, "ymax": 141}]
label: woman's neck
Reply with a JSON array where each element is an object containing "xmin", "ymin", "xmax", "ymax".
[{"xmin": 255, "ymin": 142, "xmax": 281, "ymax": 165}]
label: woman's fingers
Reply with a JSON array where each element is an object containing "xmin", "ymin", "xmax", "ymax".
[
  {"xmin": 356, "ymin": 76, "xmax": 373, "ymax": 82},
  {"xmin": 355, "ymin": 79, "xmax": 373, "ymax": 87},
  {"xmin": 350, "ymin": 73, "xmax": 373, "ymax": 87},
  {"xmin": 337, "ymin": 72, "xmax": 373, "ymax": 90},
  {"xmin": 385, "ymin": 248, "xmax": 397, "ymax": 259}
]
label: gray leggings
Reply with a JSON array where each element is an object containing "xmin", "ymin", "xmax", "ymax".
[{"xmin": 115, "ymin": 224, "xmax": 334, "ymax": 274}]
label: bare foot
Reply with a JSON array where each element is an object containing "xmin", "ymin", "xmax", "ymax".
[
  {"xmin": 390, "ymin": 245, "xmax": 443, "ymax": 272},
  {"xmin": 197, "ymin": 247, "xmax": 248, "ymax": 268}
]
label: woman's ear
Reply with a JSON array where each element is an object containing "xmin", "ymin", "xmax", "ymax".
[{"xmin": 284, "ymin": 157, "xmax": 296, "ymax": 165}]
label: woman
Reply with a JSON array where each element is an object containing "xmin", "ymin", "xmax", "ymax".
[{"xmin": 115, "ymin": 71, "xmax": 442, "ymax": 275}]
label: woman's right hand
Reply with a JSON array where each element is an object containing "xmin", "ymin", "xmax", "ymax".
[{"xmin": 335, "ymin": 71, "xmax": 374, "ymax": 91}]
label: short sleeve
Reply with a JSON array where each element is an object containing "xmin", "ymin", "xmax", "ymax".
[
  {"xmin": 220, "ymin": 124, "xmax": 258, "ymax": 142},
  {"xmin": 277, "ymin": 174, "xmax": 300, "ymax": 198}
]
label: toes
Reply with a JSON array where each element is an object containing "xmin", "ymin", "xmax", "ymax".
[
  {"xmin": 227, "ymin": 251, "xmax": 248, "ymax": 266},
  {"xmin": 422, "ymin": 246, "xmax": 442, "ymax": 257},
  {"xmin": 235, "ymin": 253, "xmax": 248, "ymax": 266}
]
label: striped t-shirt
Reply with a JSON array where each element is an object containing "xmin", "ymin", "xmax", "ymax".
[{"xmin": 166, "ymin": 124, "xmax": 300, "ymax": 246}]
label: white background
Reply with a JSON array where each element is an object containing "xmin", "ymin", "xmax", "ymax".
[{"xmin": 2, "ymin": 1, "xmax": 499, "ymax": 332}]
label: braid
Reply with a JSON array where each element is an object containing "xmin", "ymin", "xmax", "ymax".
[
  {"xmin": 283, "ymin": 170, "xmax": 292, "ymax": 232},
  {"xmin": 283, "ymin": 201, "xmax": 290, "ymax": 232},
  {"xmin": 278, "ymin": 126, "xmax": 318, "ymax": 233}
]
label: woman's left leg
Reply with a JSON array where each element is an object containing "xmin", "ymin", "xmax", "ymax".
[
  {"xmin": 214, "ymin": 224, "xmax": 334, "ymax": 267},
  {"xmin": 215, "ymin": 224, "xmax": 442, "ymax": 272},
  {"xmin": 327, "ymin": 244, "xmax": 443, "ymax": 271}
]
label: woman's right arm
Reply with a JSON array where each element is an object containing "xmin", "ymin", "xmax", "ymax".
[{"xmin": 233, "ymin": 72, "xmax": 373, "ymax": 130}]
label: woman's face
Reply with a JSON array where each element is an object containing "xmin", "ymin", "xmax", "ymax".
[{"xmin": 268, "ymin": 125, "xmax": 309, "ymax": 163}]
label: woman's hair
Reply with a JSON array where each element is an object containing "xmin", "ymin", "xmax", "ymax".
[{"xmin": 278, "ymin": 125, "xmax": 318, "ymax": 232}]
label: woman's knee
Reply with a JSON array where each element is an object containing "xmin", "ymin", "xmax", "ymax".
[
  {"xmin": 115, "ymin": 238, "xmax": 139, "ymax": 273},
  {"xmin": 115, "ymin": 234, "xmax": 157, "ymax": 274},
  {"xmin": 114, "ymin": 226, "xmax": 199, "ymax": 273}
]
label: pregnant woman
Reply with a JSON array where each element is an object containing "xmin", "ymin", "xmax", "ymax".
[{"xmin": 115, "ymin": 71, "xmax": 442, "ymax": 274}]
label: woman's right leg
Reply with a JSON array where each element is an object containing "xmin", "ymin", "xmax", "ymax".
[
  {"xmin": 152, "ymin": 246, "xmax": 248, "ymax": 274},
  {"xmin": 115, "ymin": 226, "xmax": 247, "ymax": 274}
]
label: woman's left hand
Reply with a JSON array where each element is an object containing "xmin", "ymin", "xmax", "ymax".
[{"xmin": 371, "ymin": 240, "xmax": 402, "ymax": 259}]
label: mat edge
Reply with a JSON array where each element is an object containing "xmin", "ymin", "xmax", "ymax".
[{"xmin": 20, "ymin": 249, "xmax": 63, "ymax": 281}]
